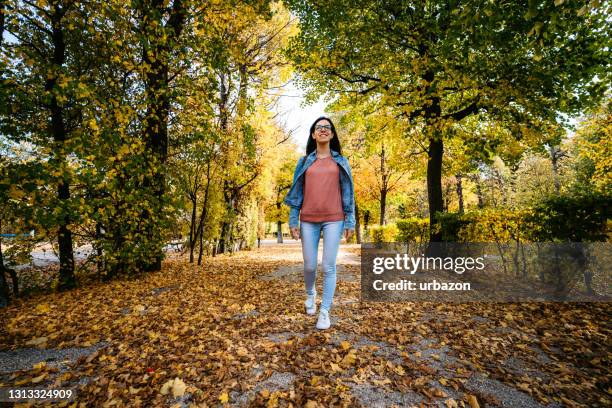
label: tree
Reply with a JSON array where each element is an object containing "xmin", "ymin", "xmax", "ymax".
[
  {"xmin": 570, "ymin": 98, "xmax": 611, "ymax": 195},
  {"xmin": 286, "ymin": 0, "xmax": 610, "ymax": 240},
  {"xmin": 265, "ymin": 157, "xmax": 295, "ymax": 243},
  {"xmin": 2, "ymin": 0, "xmax": 104, "ymax": 289}
]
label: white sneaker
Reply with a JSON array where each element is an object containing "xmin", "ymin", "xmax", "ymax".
[
  {"xmin": 304, "ymin": 292, "xmax": 317, "ymax": 315},
  {"xmin": 316, "ymin": 309, "xmax": 331, "ymax": 330}
]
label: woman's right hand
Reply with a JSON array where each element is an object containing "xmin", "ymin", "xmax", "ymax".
[{"xmin": 290, "ymin": 227, "xmax": 300, "ymax": 240}]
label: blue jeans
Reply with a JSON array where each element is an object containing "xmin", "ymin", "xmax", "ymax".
[{"xmin": 300, "ymin": 220, "xmax": 344, "ymax": 312}]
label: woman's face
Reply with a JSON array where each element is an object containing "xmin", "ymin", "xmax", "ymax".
[{"xmin": 312, "ymin": 119, "xmax": 333, "ymax": 143}]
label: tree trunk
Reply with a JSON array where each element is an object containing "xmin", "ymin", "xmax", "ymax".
[
  {"xmin": 189, "ymin": 195, "xmax": 197, "ymax": 263},
  {"xmin": 355, "ymin": 201, "xmax": 361, "ymax": 244},
  {"xmin": 427, "ymin": 133, "xmax": 444, "ymax": 242},
  {"xmin": 197, "ymin": 222, "xmax": 204, "ymax": 266},
  {"xmin": 443, "ymin": 180, "xmax": 452, "ymax": 212},
  {"xmin": 474, "ymin": 175, "xmax": 484, "ymax": 209},
  {"xmin": 195, "ymin": 163, "xmax": 212, "ymax": 266},
  {"xmin": 456, "ymin": 174, "xmax": 464, "ymax": 214},
  {"xmin": 47, "ymin": 14, "xmax": 75, "ymax": 290},
  {"xmin": 95, "ymin": 221, "xmax": 104, "ymax": 275},
  {"xmin": 0, "ymin": 269, "xmax": 9, "ymax": 307},
  {"xmin": 0, "ymin": 220, "xmax": 11, "ymax": 307},
  {"xmin": 218, "ymin": 220, "xmax": 230, "ymax": 254},
  {"xmin": 550, "ymin": 148, "xmax": 561, "ymax": 194},
  {"xmin": 140, "ymin": 0, "xmax": 186, "ymax": 272},
  {"xmin": 108, "ymin": 223, "xmax": 125, "ymax": 279},
  {"xmin": 277, "ymin": 220, "xmax": 283, "ymax": 243},
  {"xmin": 379, "ymin": 189, "xmax": 387, "ymax": 226}
]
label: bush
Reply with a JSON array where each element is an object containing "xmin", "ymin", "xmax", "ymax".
[
  {"xmin": 433, "ymin": 212, "xmax": 471, "ymax": 242},
  {"xmin": 370, "ymin": 224, "xmax": 399, "ymax": 244},
  {"xmin": 458, "ymin": 209, "xmax": 532, "ymax": 243},
  {"xmin": 396, "ymin": 218, "xmax": 429, "ymax": 243},
  {"xmin": 526, "ymin": 191, "xmax": 610, "ymax": 242}
]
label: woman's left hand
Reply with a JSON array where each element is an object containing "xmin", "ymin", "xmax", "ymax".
[{"xmin": 344, "ymin": 229, "xmax": 354, "ymax": 242}]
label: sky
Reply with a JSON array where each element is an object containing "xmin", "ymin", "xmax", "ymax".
[{"xmin": 269, "ymin": 79, "xmax": 328, "ymax": 154}]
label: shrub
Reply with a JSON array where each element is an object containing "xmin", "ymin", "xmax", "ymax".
[
  {"xmin": 396, "ymin": 218, "xmax": 429, "ymax": 243},
  {"xmin": 370, "ymin": 224, "xmax": 399, "ymax": 244},
  {"xmin": 526, "ymin": 191, "xmax": 610, "ymax": 242}
]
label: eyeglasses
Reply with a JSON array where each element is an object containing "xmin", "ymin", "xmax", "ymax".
[{"xmin": 315, "ymin": 125, "xmax": 332, "ymax": 131}]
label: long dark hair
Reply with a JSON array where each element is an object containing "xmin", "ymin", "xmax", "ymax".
[{"xmin": 306, "ymin": 116, "xmax": 342, "ymax": 156}]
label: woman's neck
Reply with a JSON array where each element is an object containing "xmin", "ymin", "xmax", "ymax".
[{"xmin": 316, "ymin": 143, "xmax": 331, "ymax": 157}]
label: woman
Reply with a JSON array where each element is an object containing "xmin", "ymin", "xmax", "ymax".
[{"xmin": 283, "ymin": 116, "xmax": 356, "ymax": 330}]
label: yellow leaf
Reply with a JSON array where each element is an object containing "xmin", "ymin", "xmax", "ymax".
[
  {"xmin": 8, "ymin": 185, "xmax": 24, "ymax": 200},
  {"xmin": 340, "ymin": 341, "xmax": 351, "ymax": 351},
  {"xmin": 445, "ymin": 398, "xmax": 458, "ymax": 408},
  {"xmin": 433, "ymin": 388, "xmax": 447, "ymax": 398},
  {"xmin": 160, "ymin": 377, "xmax": 186, "ymax": 397},
  {"xmin": 340, "ymin": 351, "xmax": 356, "ymax": 367},
  {"xmin": 14, "ymin": 377, "xmax": 32, "ymax": 386},
  {"xmin": 88, "ymin": 119, "xmax": 99, "ymax": 131},
  {"xmin": 267, "ymin": 391, "xmax": 280, "ymax": 408},
  {"xmin": 26, "ymin": 337, "xmax": 48, "ymax": 347},
  {"xmin": 160, "ymin": 380, "xmax": 172, "ymax": 395},
  {"xmin": 466, "ymin": 394, "xmax": 480, "ymax": 408},
  {"xmin": 219, "ymin": 392, "xmax": 229, "ymax": 403},
  {"xmin": 31, "ymin": 373, "xmax": 47, "ymax": 383},
  {"xmin": 171, "ymin": 378, "xmax": 186, "ymax": 397},
  {"xmin": 304, "ymin": 401, "xmax": 318, "ymax": 408},
  {"xmin": 33, "ymin": 361, "xmax": 47, "ymax": 370}
]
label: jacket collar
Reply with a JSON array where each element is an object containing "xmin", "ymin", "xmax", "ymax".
[{"xmin": 307, "ymin": 149, "xmax": 341, "ymax": 158}]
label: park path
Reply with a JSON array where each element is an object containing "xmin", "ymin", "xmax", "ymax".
[{"xmin": 0, "ymin": 240, "xmax": 607, "ymax": 407}]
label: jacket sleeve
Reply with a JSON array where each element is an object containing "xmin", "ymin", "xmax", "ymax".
[
  {"xmin": 286, "ymin": 157, "xmax": 303, "ymax": 229},
  {"xmin": 344, "ymin": 158, "xmax": 356, "ymax": 230},
  {"xmin": 289, "ymin": 207, "xmax": 300, "ymax": 229}
]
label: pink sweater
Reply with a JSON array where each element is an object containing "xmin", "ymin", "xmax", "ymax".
[{"xmin": 300, "ymin": 157, "xmax": 344, "ymax": 223}]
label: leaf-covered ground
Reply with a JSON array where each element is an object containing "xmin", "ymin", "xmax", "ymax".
[{"xmin": 0, "ymin": 242, "xmax": 609, "ymax": 407}]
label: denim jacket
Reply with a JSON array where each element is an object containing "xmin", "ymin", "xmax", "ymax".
[{"xmin": 283, "ymin": 149, "xmax": 356, "ymax": 230}]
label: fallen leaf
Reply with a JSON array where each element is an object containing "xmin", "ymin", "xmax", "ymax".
[
  {"xmin": 31, "ymin": 373, "xmax": 47, "ymax": 383},
  {"xmin": 445, "ymin": 398, "xmax": 458, "ymax": 408},
  {"xmin": 219, "ymin": 392, "xmax": 229, "ymax": 403},
  {"xmin": 26, "ymin": 337, "xmax": 48, "ymax": 347},
  {"xmin": 340, "ymin": 351, "xmax": 356, "ymax": 367},
  {"xmin": 432, "ymin": 388, "xmax": 447, "ymax": 398},
  {"xmin": 466, "ymin": 394, "xmax": 480, "ymax": 408},
  {"xmin": 160, "ymin": 377, "xmax": 186, "ymax": 397},
  {"xmin": 33, "ymin": 361, "xmax": 47, "ymax": 370},
  {"xmin": 36, "ymin": 304, "xmax": 51, "ymax": 313}
]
